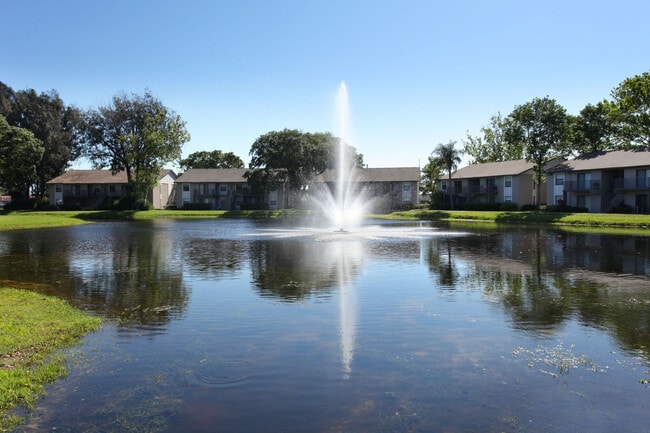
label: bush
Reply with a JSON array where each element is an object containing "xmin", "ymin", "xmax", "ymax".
[
  {"xmin": 182, "ymin": 202, "xmax": 213, "ymax": 210},
  {"xmin": 520, "ymin": 204, "xmax": 540, "ymax": 212},
  {"xmin": 545, "ymin": 204, "xmax": 589, "ymax": 213},
  {"xmin": 428, "ymin": 202, "xmax": 451, "ymax": 210},
  {"xmin": 464, "ymin": 202, "xmax": 502, "ymax": 211},
  {"xmin": 499, "ymin": 202, "xmax": 519, "ymax": 211},
  {"xmin": 4, "ymin": 198, "xmax": 37, "ymax": 210},
  {"xmin": 112, "ymin": 196, "xmax": 152, "ymax": 210},
  {"xmin": 608, "ymin": 204, "xmax": 633, "ymax": 214}
]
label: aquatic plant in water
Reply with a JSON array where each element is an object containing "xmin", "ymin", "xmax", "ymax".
[{"xmin": 512, "ymin": 341, "xmax": 602, "ymax": 378}]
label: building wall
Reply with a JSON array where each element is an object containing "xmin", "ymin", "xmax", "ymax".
[
  {"xmin": 149, "ymin": 172, "xmax": 176, "ymax": 209},
  {"xmin": 49, "ymin": 183, "xmax": 128, "ymax": 208}
]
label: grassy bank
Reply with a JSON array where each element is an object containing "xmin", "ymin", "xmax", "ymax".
[
  {"xmin": 0, "ymin": 287, "xmax": 101, "ymax": 430},
  {"xmin": 385, "ymin": 209, "xmax": 650, "ymax": 229},
  {"xmin": 0, "ymin": 211, "xmax": 91, "ymax": 231},
  {"xmin": 2, "ymin": 208, "xmax": 650, "ymax": 232}
]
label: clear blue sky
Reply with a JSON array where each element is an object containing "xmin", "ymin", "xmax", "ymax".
[{"xmin": 2, "ymin": 0, "xmax": 649, "ymax": 169}]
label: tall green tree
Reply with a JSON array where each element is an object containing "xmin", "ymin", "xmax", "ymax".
[
  {"xmin": 505, "ymin": 97, "xmax": 569, "ymax": 204},
  {"xmin": 463, "ymin": 113, "xmax": 523, "ymax": 163},
  {"xmin": 431, "ymin": 140, "xmax": 462, "ymax": 209},
  {"xmin": 609, "ymin": 70, "xmax": 650, "ymax": 148},
  {"xmin": 179, "ymin": 150, "xmax": 245, "ymax": 171},
  {"xmin": 0, "ymin": 115, "xmax": 45, "ymax": 202},
  {"xmin": 568, "ymin": 101, "xmax": 615, "ymax": 155},
  {"xmin": 81, "ymin": 90, "xmax": 190, "ymax": 207},
  {"xmin": 0, "ymin": 82, "xmax": 82, "ymax": 197},
  {"xmin": 247, "ymin": 129, "xmax": 362, "ymax": 207}
]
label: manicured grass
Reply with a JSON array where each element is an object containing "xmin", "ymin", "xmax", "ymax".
[
  {"xmin": 2, "ymin": 208, "xmax": 650, "ymax": 232},
  {"xmin": 131, "ymin": 209, "xmax": 308, "ymax": 219},
  {"xmin": 0, "ymin": 287, "xmax": 101, "ymax": 430},
  {"xmin": 0, "ymin": 211, "xmax": 91, "ymax": 231},
  {"xmin": 386, "ymin": 209, "xmax": 650, "ymax": 229}
]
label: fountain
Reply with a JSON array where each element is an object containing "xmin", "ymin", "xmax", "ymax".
[
  {"xmin": 310, "ymin": 81, "xmax": 371, "ymax": 231},
  {"xmin": 251, "ymin": 81, "xmax": 460, "ymax": 241}
]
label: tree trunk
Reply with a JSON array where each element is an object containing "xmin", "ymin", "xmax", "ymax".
[{"xmin": 448, "ymin": 172, "xmax": 454, "ymax": 210}]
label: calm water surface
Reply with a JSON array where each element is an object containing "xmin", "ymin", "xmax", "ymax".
[{"xmin": 1, "ymin": 219, "xmax": 649, "ymax": 432}]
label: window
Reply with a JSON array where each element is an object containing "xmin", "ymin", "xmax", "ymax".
[
  {"xmin": 182, "ymin": 185, "xmax": 190, "ymax": 192},
  {"xmin": 403, "ymin": 184, "xmax": 411, "ymax": 191},
  {"xmin": 109, "ymin": 185, "xmax": 115, "ymax": 193},
  {"xmin": 55, "ymin": 185, "xmax": 62, "ymax": 193},
  {"xmin": 504, "ymin": 196, "xmax": 512, "ymax": 203},
  {"xmin": 555, "ymin": 174, "xmax": 564, "ymax": 186},
  {"xmin": 504, "ymin": 176, "xmax": 512, "ymax": 188},
  {"xmin": 220, "ymin": 186, "xmax": 228, "ymax": 192}
]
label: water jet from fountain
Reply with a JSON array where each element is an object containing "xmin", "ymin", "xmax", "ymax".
[{"xmin": 311, "ymin": 82, "xmax": 371, "ymax": 231}]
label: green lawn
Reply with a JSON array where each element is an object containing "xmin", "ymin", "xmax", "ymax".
[
  {"xmin": 386, "ymin": 209, "xmax": 650, "ymax": 230},
  {"xmin": 0, "ymin": 287, "xmax": 101, "ymax": 430},
  {"xmin": 1, "ymin": 208, "xmax": 650, "ymax": 232}
]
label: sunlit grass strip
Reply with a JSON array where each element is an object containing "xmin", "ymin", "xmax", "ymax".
[
  {"xmin": 0, "ymin": 211, "xmax": 90, "ymax": 231},
  {"xmin": 386, "ymin": 209, "xmax": 650, "ymax": 229},
  {"xmin": 131, "ymin": 209, "xmax": 309, "ymax": 219},
  {"xmin": 0, "ymin": 288, "xmax": 101, "ymax": 430}
]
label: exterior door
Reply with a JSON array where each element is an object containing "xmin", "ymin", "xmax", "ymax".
[{"xmin": 635, "ymin": 194, "xmax": 648, "ymax": 214}]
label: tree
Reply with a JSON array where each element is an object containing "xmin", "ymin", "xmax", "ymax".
[
  {"xmin": 81, "ymin": 90, "xmax": 190, "ymax": 207},
  {"xmin": 463, "ymin": 113, "xmax": 523, "ymax": 163},
  {"xmin": 0, "ymin": 82, "xmax": 82, "ymax": 197},
  {"xmin": 609, "ymin": 71, "xmax": 650, "ymax": 148},
  {"xmin": 327, "ymin": 138, "xmax": 365, "ymax": 171},
  {"xmin": 247, "ymin": 129, "xmax": 362, "ymax": 207},
  {"xmin": 420, "ymin": 154, "xmax": 444, "ymax": 204},
  {"xmin": 505, "ymin": 97, "xmax": 569, "ymax": 205},
  {"xmin": 431, "ymin": 140, "xmax": 462, "ymax": 209},
  {"xmin": 179, "ymin": 150, "xmax": 245, "ymax": 171},
  {"xmin": 568, "ymin": 101, "xmax": 616, "ymax": 155},
  {"xmin": 0, "ymin": 115, "xmax": 45, "ymax": 202}
]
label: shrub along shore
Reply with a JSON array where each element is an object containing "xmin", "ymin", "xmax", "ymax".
[{"xmin": 1, "ymin": 209, "xmax": 650, "ymax": 232}]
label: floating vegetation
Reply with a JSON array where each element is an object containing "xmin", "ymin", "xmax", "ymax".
[{"xmin": 512, "ymin": 342, "xmax": 604, "ymax": 378}]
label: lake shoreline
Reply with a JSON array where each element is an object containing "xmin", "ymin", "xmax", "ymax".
[{"xmin": 1, "ymin": 208, "xmax": 649, "ymax": 233}]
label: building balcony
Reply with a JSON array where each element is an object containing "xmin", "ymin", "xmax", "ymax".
[
  {"xmin": 564, "ymin": 180, "xmax": 603, "ymax": 194},
  {"xmin": 469, "ymin": 185, "xmax": 498, "ymax": 196},
  {"xmin": 613, "ymin": 177, "xmax": 650, "ymax": 191}
]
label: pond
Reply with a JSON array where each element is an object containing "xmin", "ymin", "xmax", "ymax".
[{"xmin": 1, "ymin": 219, "xmax": 649, "ymax": 432}]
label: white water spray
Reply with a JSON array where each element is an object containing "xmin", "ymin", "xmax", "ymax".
[{"xmin": 312, "ymin": 81, "xmax": 370, "ymax": 230}]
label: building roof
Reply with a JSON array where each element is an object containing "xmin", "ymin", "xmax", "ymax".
[
  {"xmin": 315, "ymin": 167, "xmax": 420, "ymax": 183},
  {"xmin": 447, "ymin": 158, "xmax": 565, "ymax": 180},
  {"xmin": 449, "ymin": 159, "xmax": 535, "ymax": 179},
  {"xmin": 47, "ymin": 169, "xmax": 175, "ymax": 184},
  {"xmin": 175, "ymin": 168, "xmax": 250, "ymax": 183},
  {"xmin": 548, "ymin": 148, "xmax": 650, "ymax": 173},
  {"xmin": 176, "ymin": 167, "xmax": 421, "ymax": 184}
]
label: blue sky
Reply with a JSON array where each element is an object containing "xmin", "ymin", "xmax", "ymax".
[{"xmin": 2, "ymin": 0, "xmax": 649, "ymax": 169}]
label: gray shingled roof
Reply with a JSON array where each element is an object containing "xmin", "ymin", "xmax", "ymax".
[
  {"xmin": 175, "ymin": 168, "xmax": 250, "ymax": 183},
  {"xmin": 47, "ymin": 169, "xmax": 175, "ymax": 184},
  {"xmin": 449, "ymin": 159, "xmax": 535, "ymax": 179},
  {"xmin": 548, "ymin": 148, "xmax": 650, "ymax": 172},
  {"xmin": 315, "ymin": 167, "xmax": 420, "ymax": 183},
  {"xmin": 47, "ymin": 170, "xmax": 129, "ymax": 184}
]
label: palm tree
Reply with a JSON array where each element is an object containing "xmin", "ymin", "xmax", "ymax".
[{"xmin": 433, "ymin": 140, "xmax": 463, "ymax": 209}]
